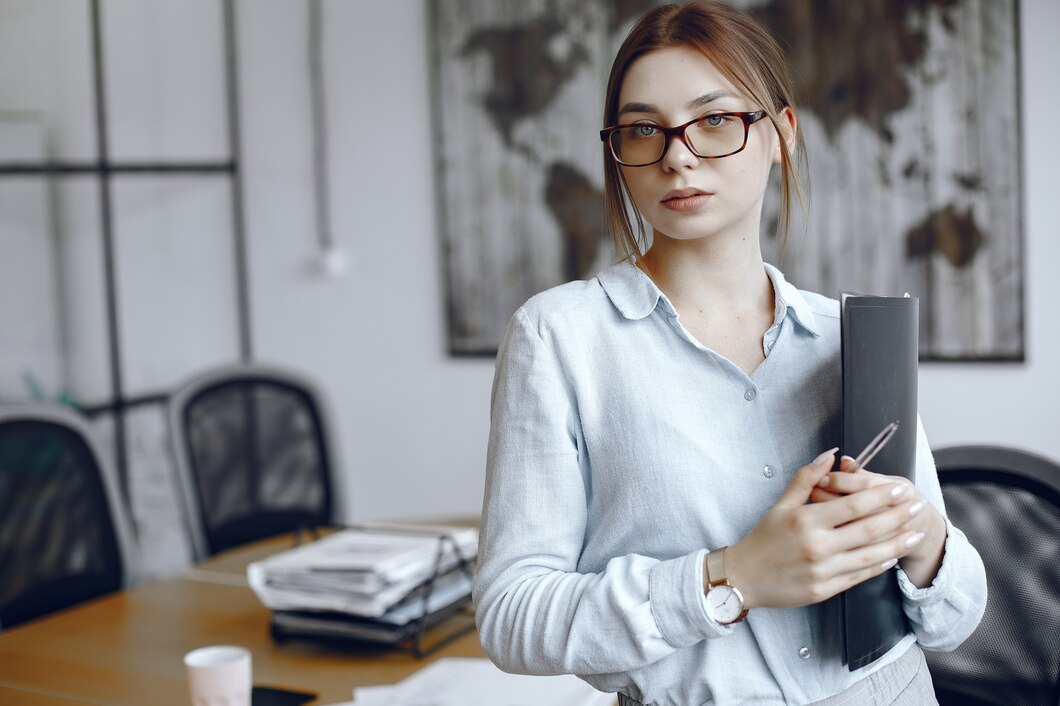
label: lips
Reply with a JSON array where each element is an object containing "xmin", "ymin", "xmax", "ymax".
[
  {"xmin": 662, "ymin": 187, "xmax": 710, "ymax": 202},
  {"xmin": 661, "ymin": 187, "xmax": 712, "ymax": 212}
]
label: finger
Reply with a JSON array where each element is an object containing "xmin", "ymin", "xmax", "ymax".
[
  {"xmin": 832, "ymin": 499, "xmax": 924, "ymax": 550},
  {"xmin": 810, "ymin": 481, "xmax": 912, "ymax": 527},
  {"xmin": 805, "ymin": 551, "xmax": 900, "ymax": 605},
  {"xmin": 838, "ymin": 455, "xmax": 880, "ymax": 474},
  {"xmin": 816, "ymin": 525, "xmax": 927, "ymax": 598},
  {"xmin": 820, "ymin": 553, "xmax": 902, "ymax": 600},
  {"xmin": 776, "ymin": 448, "xmax": 838, "ymax": 508},
  {"xmin": 809, "ymin": 488, "xmax": 842, "ymax": 504},
  {"xmin": 845, "ymin": 528, "xmax": 924, "ymax": 572},
  {"xmin": 839, "ymin": 455, "xmax": 859, "ymax": 473},
  {"xmin": 818, "ymin": 471, "xmax": 903, "ymax": 495}
]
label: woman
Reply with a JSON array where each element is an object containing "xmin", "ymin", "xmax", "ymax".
[{"xmin": 473, "ymin": 3, "xmax": 987, "ymax": 704}]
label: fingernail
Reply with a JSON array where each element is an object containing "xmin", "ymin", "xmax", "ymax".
[
  {"xmin": 814, "ymin": 447, "xmax": 839, "ymax": 467},
  {"xmin": 909, "ymin": 501, "xmax": 925, "ymax": 516},
  {"xmin": 890, "ymin": 484, "xmax": 909, "ymax": 498},
  {"xmin": 905, "ymin": 532, "xmax": 925, "ymax": 548},
  {"xmin": 817, "ymin": 475, "xmax": 830, "ymax": 487},
  {"xmin": 841, "ymin": 455, "xmax": 856, "ymax": 464},
  {"xmin": 881, "ymin": 558, "xmax": 898, "ymax": 570}
]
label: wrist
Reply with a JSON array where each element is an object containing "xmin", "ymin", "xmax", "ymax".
[
  {"xmin": 900, "ymin": 510, "xmax": 947, "ymax": 586},
  {"xmin": 717, "ymin": 543, "xmax": 756, "ymax": 610},
  {"xmin": 914, "ymin": 508, "xmax": 947, "ymax": 560},
  {"xmin": 703, "ymin": 546, "xmax": 750, "ymax": 625}
]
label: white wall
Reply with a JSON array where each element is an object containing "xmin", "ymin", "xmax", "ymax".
[
  {"xmin": 239, "ymin": 0, "xmax": 1059, "ymax": 527},
  {"xmin": 235, "ymin": 0, "xmax": 1060, "ymax": 524},
  {"xmin": 238, "ymin": 0, "xmax": 493, "ymax": 522}
]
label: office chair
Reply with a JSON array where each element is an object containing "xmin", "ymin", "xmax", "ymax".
[
  {"xmin": 169, "ymin": 363, "xmax": 343, "ymax": 561},
  {"xmin": 925, "ymin": 445, "xmax": 1060, "ymax": 706},
  {"xmin": 0, "ymin": 403, "xmax": 135, "ymax": 630}
]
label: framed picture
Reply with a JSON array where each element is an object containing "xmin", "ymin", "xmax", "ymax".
[{"xmin": 430, "ymin": 0, "xmax": 1023, "ymax": 361}]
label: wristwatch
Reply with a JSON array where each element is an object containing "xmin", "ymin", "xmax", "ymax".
[{"xmin": 705, "ymin": 547, "xmax": 748, "ymax": 625}]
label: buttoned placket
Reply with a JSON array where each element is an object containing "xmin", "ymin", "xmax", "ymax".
[{"xmin": 762, "ymin": 322, "xmax": 781, "ymax": 357}]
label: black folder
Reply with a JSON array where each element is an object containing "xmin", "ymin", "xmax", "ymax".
[{"xmin": 839, "ymin": 292, "xmax": 919, "ymax": 670}]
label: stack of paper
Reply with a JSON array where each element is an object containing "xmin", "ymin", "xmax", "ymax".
[
  {"xmin": 247, "ymin": 524, "xmax": 477, "ymax": 629},
  {"xmin": 349, "ymin": 658, "xmax": 616, "ymax": 706}
]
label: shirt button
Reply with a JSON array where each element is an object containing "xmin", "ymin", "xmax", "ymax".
[
  {"xmin": 798, "ymin": 646, "xmax": 811, "ymax": 659},
  {"xmin": 767, "ymin": 340, "xmax": 776, "ymax": 350},
  {"xmin": 744, "ymin": 388, "xmax": 756, "ymax": 401},
  {"xmin": 763, "ymin": 465, "xmax": 775, "ymax": 478}
]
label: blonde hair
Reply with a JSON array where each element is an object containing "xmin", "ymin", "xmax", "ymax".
[{"xmin": 603, "ymin": 1, "xmax": 805, "ymax": 261}]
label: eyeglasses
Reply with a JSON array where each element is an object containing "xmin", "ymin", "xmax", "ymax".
[{"xmin": 600, "ymin": 111, "xmax": 766, "ymax": 167}]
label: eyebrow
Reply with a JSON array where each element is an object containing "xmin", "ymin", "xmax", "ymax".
[{"xmin": 618, "ymin": 90, "xmax": 735, "ymax": 116}]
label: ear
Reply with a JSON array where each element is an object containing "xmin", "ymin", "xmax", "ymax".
[{"xmin": 771, "ymin": 105, "xmax": 798, "ymax": 165}]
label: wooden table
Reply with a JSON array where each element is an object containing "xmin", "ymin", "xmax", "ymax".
[{"xmin": 0, "ymin": 533, "xmax": 484, "ymax": 705}]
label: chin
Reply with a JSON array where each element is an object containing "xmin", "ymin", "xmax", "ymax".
[{"xmin": 649, "ymin": 214, "xmax": 723, "ymax": 242}]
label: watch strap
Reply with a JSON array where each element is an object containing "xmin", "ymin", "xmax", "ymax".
[
  {"xmin": 706, "ymin": 547, "xmax": 728, "ymax": 588},
  {"xmin": 705, "ymin": 547, "xmax": 748, "ymax": 624}
]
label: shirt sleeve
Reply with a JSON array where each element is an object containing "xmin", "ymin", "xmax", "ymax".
[
  {"xmin": 893, "ymin": 415, "xmax": 988, "ymax": 651},
  {"xmin": 473, "ymin": 307, "xmax": 730, "ymax": 677}
]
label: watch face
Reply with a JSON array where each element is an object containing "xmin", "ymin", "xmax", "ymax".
[{"xmin": 706, "ymin": 584, "xmax": 745, "ymax": 624}]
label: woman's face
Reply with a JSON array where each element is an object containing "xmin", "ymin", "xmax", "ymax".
[{"xmin": 616, "ymin": 45, "xmax": 788, "ymax": 244}]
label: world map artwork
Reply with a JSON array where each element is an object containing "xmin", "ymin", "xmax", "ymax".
[{"xmin": 430, "ymin": 0, "xmax": 1022, "ymax": 360}]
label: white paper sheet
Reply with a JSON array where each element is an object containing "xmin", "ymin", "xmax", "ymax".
[{"xmin": 350, "ymin": 658, "xmax": 615, "ymax": 706}]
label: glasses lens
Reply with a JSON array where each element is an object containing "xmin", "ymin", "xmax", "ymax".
[
  {"xmin": 611, "ymin": 126, "xmax": 664, "ymax": 166},
  {"xmin": 686, "ymin": 115, "xmax": 746, "ymax": 158}
]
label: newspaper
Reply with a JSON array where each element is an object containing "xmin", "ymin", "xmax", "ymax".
[{"xmin": 247, "ymin": 525, "xmax": 477, "ymax": 619}]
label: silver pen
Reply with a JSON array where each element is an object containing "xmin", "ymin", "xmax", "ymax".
[{"xmin": 847, "ymin": 421, "xmax": 900, "ymax": 473}]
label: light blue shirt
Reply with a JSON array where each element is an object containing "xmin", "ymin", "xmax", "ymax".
[{"xmin": 474, "ymin": 259, "xmax": 987, "ymax": 705}]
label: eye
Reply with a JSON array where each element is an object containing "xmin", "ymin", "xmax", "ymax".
[
  {"xmin": 630, "ymin": 124, "xmax": 660, "ymax": 138},
  {"xmin": 700, "ymin": 114, "xmax": 730, "ymax": 128}
]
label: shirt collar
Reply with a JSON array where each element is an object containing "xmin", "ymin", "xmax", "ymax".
[
  {"xmin": 763, "ymin": 262, "xmax": 821, "ymax": 338},
  {"xmin": 597, "ymin": 259, "xmax": 668, "ymax": 320},
  {"xmin": 597, "ymin": 259, "xmax": 821, "ymax": 338}
]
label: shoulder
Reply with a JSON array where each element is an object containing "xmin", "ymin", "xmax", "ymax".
[
  {"xmin": 510, "ymin": 275, "xmax": 615, "ymax": 341},
  {"xmin": 799, "ymin": 288, "xmax": 840, "ymax": 321}
]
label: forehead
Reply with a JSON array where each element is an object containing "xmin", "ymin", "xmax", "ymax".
[{"xmin": 618, "ymin": 45, "xmax": 746, "ymax": 114}]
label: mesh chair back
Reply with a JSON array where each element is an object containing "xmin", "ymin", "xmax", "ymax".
[
  {"xmin": 927, "ymin": 446, "xmax": 1060, "ymax": 706},
  {"xmin": 0, "ymin": 405, "xmax": 131, "ymax": 630},
  {"xmin": 171, "ymin": 366, "xmax": 338, "ymax": 559}
]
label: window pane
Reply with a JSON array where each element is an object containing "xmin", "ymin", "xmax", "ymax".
[
  {"xmin": 0, "ymin": 174, "xmax": 109, "ymax": 405},
  {"xmin": 57, "ymin": 177, "xmax": 113, "ymax": 404},
  {"xmin": 0, "ymin": 0, "xmax": 96, "ymax": 161},
  {"xmin": 112, "ymin": 175, "xmax": 239, "ymax": 395},
  {"xmin": 102, "ymin": 0, "xmax": 229, "ymax": 161},
  {"xmin": 0, "ymin": 176, "xmax": 65, "ymax": 400}
]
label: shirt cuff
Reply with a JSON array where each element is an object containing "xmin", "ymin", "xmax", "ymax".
[
  {"xmin": 894, "ymin": 516, "xmax": 955, "ymax": 605},
  {"xmin": 648, "ymin": 549, "xmax": 732, "ymax": 647}
]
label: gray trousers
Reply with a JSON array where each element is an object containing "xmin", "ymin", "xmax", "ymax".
[{"xmin": 616, "ymin": 643, "xmax": 938, "ymax": 706}]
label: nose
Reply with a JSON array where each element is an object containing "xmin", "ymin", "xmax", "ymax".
[{"xmin": 660, "ymin": 131, "xmax": 699, "ymax": 171}]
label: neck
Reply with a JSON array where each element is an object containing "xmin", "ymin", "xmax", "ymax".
[{"xmin": 639, "ymin": 225, "xmax": 772, "ymax": 316}]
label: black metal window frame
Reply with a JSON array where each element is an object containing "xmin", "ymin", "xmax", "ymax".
[{"xmin": 0, "ymin": 0, "xmax": 253, "ymax": 506}]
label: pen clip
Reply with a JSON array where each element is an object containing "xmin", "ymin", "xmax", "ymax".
[{"xmin": 849, "ymin": 421, "xmax": 900, "ymax": 473}]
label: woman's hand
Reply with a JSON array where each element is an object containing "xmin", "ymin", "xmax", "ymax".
[
  {"xmin": 809, "ymin": 456, "xmax": 947, "ymax": 588},
  {"xmin": 723, "ymin": 449, "xmax": 933, "ymax": 610}
]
